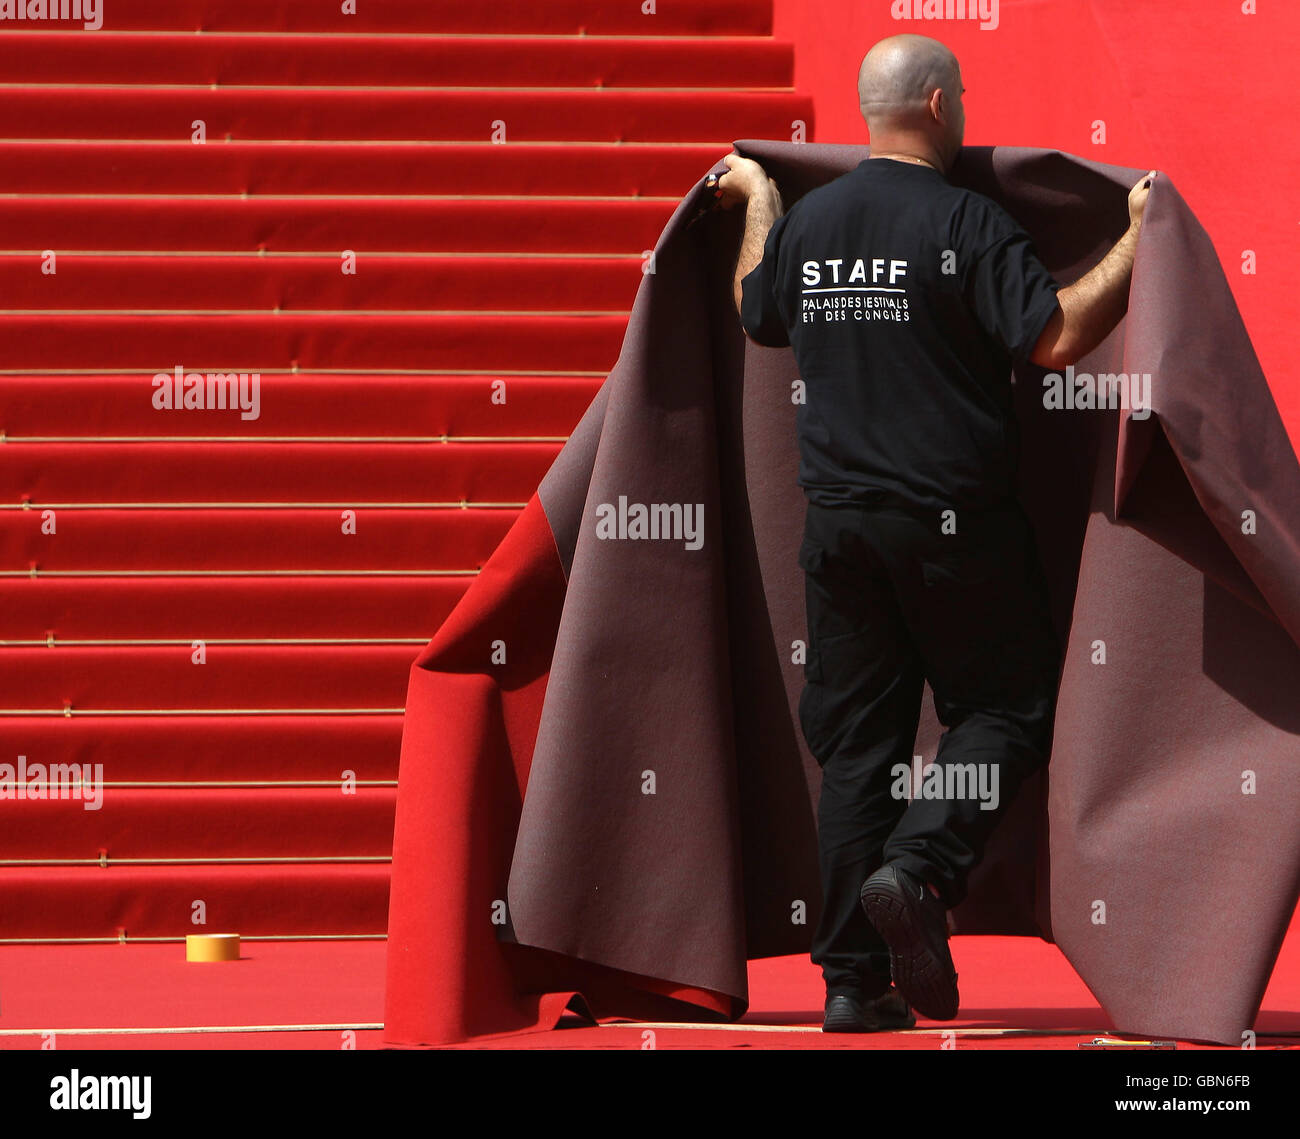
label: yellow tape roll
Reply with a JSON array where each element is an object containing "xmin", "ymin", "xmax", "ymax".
[{"xmin": 185, "ymin": 933, "xmax": 241, "ymax": 962}]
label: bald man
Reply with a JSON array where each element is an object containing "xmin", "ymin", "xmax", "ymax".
[{"xmin": 717, "ymin": 35, "xmax": 1155, "ymax": 1032}]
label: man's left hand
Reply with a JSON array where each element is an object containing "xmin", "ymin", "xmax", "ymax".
[{"xmin": 716, "ymin": 152, "xmax": 777, "ymax": 209}]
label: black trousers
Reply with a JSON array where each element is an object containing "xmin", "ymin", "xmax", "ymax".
[{"xmin": 798, "ymin": 498, "xmax": 1060, "ymax": 998}]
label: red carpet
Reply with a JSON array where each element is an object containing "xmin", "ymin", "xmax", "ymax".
[
  {"xmin": 1, "ymin": 0, "xmax": 1294, "ymax": 1054},
  {"xmin": 0, "ymin": 2, "xmax": 811, "ymax": 946},
  {"xmin": 3, "ymin": 914, "xmax": 1296, "ymax": 1049}
]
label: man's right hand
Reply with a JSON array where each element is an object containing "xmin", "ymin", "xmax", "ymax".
[
  {"xmin": 1128, "ymin": 170, "xmax": 1158, "ymax": 231},
  {"xmin": 1030, "ymin": 169, "xmax": 1160, "ymax": 370}
]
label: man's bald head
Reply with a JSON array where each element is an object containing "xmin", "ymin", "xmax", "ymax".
[
  {"xmin": 858, "ymin": 35, "xmax": 961, "ymax": 127},
  {"xmin": 857, "ymin": 35, "xmax": 965, "ymax": 173}
]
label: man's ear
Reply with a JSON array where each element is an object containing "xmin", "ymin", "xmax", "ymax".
[{"xmin": 929, "ymin": 87, "xmax": 946, "ymax": 125}]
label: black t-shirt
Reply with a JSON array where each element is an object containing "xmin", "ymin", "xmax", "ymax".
[{"xmin": 740, "ymin": 157, "xmax": 1060, "ymax": 512}]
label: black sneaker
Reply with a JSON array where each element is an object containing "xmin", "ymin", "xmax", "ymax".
[
  {"xmin": 822, "ymin": 989, "xmax": 917, "ymax": 1033},
  {"xmin": 859, "ymin": 864, "xmax": 960, "ymax": 1021}
]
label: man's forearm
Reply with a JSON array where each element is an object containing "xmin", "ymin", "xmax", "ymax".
[
  {"xmin": 1033, "ymin": 223, "xmax": 1141, "ymax": 369},
  {"xmin": 733, "ymin": 184, "xmax": 785, "ymax": 316},
  {"xmin": 1059, "ymin": 223, "xmax": 1140, "ymax": 358}
]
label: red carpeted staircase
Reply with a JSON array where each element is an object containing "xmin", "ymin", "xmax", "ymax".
[{"xmin": 0, "ymin": 2, "xmax": 812, "ymax": 946}]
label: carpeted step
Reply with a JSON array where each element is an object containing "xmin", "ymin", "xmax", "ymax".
[
  {"xmin": 0, "ymin": 864, "xmax": 390, "ymax": 940},
  {"xmin": 1, "ymin": 508, "xmax": 519, "ymax": 573},
  {"xmin": 0, "ymin": 375, "xmax": 601, "ymax": 438},
  {"xmin": 33, "ymin": 0, "xmax": 773, "ymax": 36},
  {"xmin": 0, "ymin": 715, "xmax": 402, "ymax": 782},
  {"xmin": 0, "ymin": 578, "xmax": 468, "ymax": 641},
  {"xmin": 2, "ymin": 443, "xmax": 559, "ymax": 503},
  {"xmin": 0, "ymin": 313, "xmax": 629, "ymax": 371},
  {"xmin": 0, "ymin": 255, "xmax": 645, "ymax": 312},
  {"xmin": 0, "ymin": 87, "xmax": 812, "ymax": 143},
  {"xmin": 1, "ymin": 645, "xmax": 417, "ymax": 711},
  {"xmin": 0, "ymin": 197, "xmax": 677, "ymax": 253},
  {"xmin": 3, "ymin": 789, "xmax": 397, "ymax": 860},
  {"xmin": 6, "ymin": 32, "xmax": 796, "ymax": 88},
  {"xmin": 0, "ymin": 141, "xmax": 722, "ymax": 196}
]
